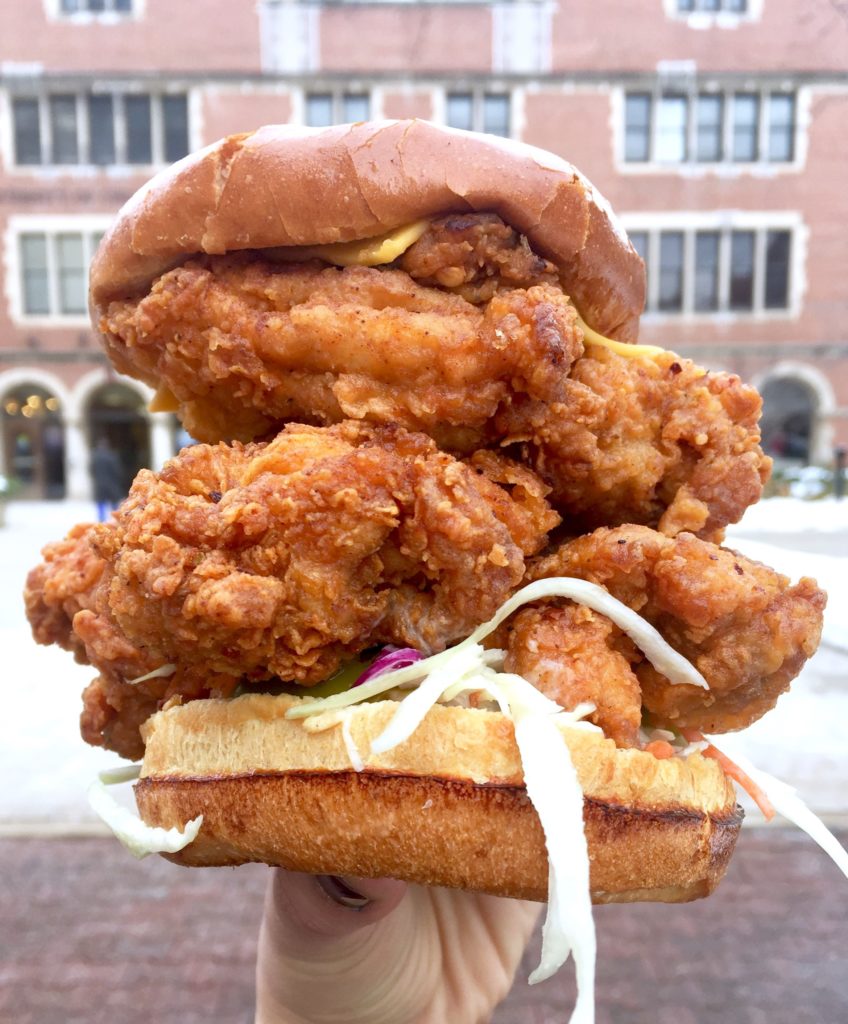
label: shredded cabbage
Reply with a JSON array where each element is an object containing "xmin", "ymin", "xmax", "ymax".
[
  {"xmin": 126, "ymin": 663, "xmax": 177, "ymax": 685},
  {"xmin": 88, "ymin": 765, "xmax": 203, "ymax": 859},
  {"xmin": 705, "ymin": 742, "xmax": 848, "ymax": 879}
]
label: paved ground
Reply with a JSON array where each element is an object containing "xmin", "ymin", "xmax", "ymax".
[{"xmin": 2, "ymin": 829, "xmax": 846, "ymax": 1024}]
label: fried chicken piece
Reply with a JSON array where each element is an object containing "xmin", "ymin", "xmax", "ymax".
[
  {"xmin": 399, "ymin": 213, "xmax": 560, "ymax": 303},
  {"xmin": 101, "ymin": 251, "xmax": 582, "ymax": 449},
  {"xmin": 496, "ymin": 346, "xmax": 770, "ymax": 539},
  {"xmin": 526, "ymin": 525, "xmax": 826, "ymax": 734},
  {"xmin": 99, "ymin": 212, "xmax": 768, "ymax": 536},
  {"xmin": 26, "ymin": 422, "xmax": 558, "ymax": 758},
  {"xmin": 496, "ymin": 603, "xmax": 642, "ymax": 747}
]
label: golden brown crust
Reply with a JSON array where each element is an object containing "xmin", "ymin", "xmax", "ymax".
[
  {"xmin": 136, "ymin": 694, "xmax": 741, "ymax": 902},
  {"xmin": 89, "ymin": 121, "xmax": 645, "ymax": 342}
]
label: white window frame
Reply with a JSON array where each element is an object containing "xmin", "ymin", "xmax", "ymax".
[
  {"xmin": 662, "ymin": 0, "xmax": 763, "ymax": 27},
  {"xmin": 4, "ymin": 215, "xmax": 113, "ymax": 328},
  {"xmin": 613, "ymin": 82, "xmax": 808, "ymax": 174},
  {"xmin": 620, "ymin": 210, "xmax": 805, "ymax": 321},
  {"xmin": 437, "ymin": 84, "xmax": 515, "ymax": 138},
  {"xmin": 43, "ymin": 0, "xmax": 144, "ymax": 22},
  {"xmin": 1, "ymin": 85, "xmax": 193, "ymax": 174}
]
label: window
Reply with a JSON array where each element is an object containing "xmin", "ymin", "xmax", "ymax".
[
  {"xmin": 16, "ymin": 229, "xmax": 106, "ymax": 319},
  {"xmin": 656, "ymin": 95, "xmax": 688, "ymax": 163},
  {"xmin": 9, "ymin": 91, "xmax": 189, "ymax": 167},
  {"xmin": 677, "ymin": 0, "xmax": 746, "ymax": 9},
  {"xmin": 623, "ymin": 87, "xmax": 797, "ymax": 166},
  {"xmin": 768, "ymin": 94, "xmax": 795, "ymax": 162},
  {"xmin": 624, "ymin": 219, "xmax": 795, "ymax": 316},
  {"xmin": 445, "ymin": 90, "xmax": 511, "ymax": 137},
  {"xmin": 731, "ymin": 93, "xmax": 759, "ymax": 162},
  {"xmin": 304, "ymin": 91, "xmax": 371, "ymax": 126},
  {"xmin": 696, "ymin": 94, "xmax": 723, "ymax": 162},
  {"xmin": 694, "ymin": 231, "xmax": 720, "ymax": 311},
  {"xmin": 624, "ymin": 94, "xmax": 651, "ymax": 162},
  {"xmin": 59, "ymin": 0, "xmax": 133, "ymax": 12}
]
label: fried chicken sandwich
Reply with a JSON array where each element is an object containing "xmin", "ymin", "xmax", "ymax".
[{"xmin": 26, "ymin": 121, "xmax": 842, "ymax": 1013}]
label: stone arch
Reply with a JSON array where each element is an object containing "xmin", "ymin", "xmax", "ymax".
[{"xmin": 752, "ymin": 361, "xmax": 835, "ymax": 465}]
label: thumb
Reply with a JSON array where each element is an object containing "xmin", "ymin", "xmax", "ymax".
[{"xmin": 271, "ymin": 870, "xmax": 408, "ymax": 942}]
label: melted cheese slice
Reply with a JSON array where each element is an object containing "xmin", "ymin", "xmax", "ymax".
[
  {"xmin": 573, "ymin": 309, "xmax": 666, "ymax": 360},
  {"xmin": 267, "ymin": 219, "xmax": 430, "ymax": 268},
  {"xmin": 148, "ymin": 384, "xmax": 180, "ymax": 413}
]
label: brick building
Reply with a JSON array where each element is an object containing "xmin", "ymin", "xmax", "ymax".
[{"xmin": 1, "ymin": 0, "xmax": 846, "ymax": 499}]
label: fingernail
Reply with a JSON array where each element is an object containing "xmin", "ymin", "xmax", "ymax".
[{"xmin": 317, "ymin": 875, "xmax": 372, "ymax": 909}]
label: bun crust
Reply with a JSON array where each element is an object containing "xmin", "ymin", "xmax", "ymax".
[
  {"xmin": 135, "ymin": 695, "xmax": 741, "ymax": 903},
  {"xmin": 90, "ymin": 121, "xmax": 645, "ymax": 341}
]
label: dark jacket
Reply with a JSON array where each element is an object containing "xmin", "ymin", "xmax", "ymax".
[{"xmin": 90, "ymin": 446, "xmax": 125, "ymax": 504}]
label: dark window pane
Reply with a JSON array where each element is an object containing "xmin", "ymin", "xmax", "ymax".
[
  {"xmin": 725, "ymin": 0, "xmax": 747, "ymax": 9},
  {"xmin": 656, "ymin": 95, "xmax": 688, "ymax": 163},
  {"xmin": 61, "ymin": 0, "xmax": 81, "ymax": 11},
  {"xmin": 56, "ymin": 234, "xmax": 86, "ymax": 314},
  {"xmin": 125, "ymin": 95, "xmax": 152, "ymax": 163},
  {"xmin": 764, "ymin": 230, "xmax": 791, "ymax": 309},
  {"xmin": 482, "ymin": 94, "xmax": 510, "ymax": 136},
  {"xmin": 446, "ymin": 92, "xmax": 473, "ymax": 132},
  {"xmin": 677, "ymin": 0, "xmax": 694, "ymax": 10},
  {"xmin": 341, "ymin": 94, "xmax": 370, "ymax": 123},
  {"xmin": 768, "ymin": 93, "xmax": 795, "ymax": 162},
  {"xmin": 12, "ymin": 98, "xmax": 41, "ymax": 165},
  {"xmin": 694, "ymin": 231, "xmax": 720, "ymax": 311},
  {"xmin": 89, "ymin": 0, "xmax": 106, "ymax": 11},
  {"xmin": 162, "ymin": 94, "xmax": 189, "ymax": 162},
  {"xmin": 305, "ymin": 92, "xmax": 334, "ymax": 127},
  {"xmin": 624, "ymin": 93, "xmax": 651, "ymax": 162},
  {"xmin": 50, "ymin": 95, "xmax": 79, "ymax": 164},
  {"xmin": 696, "ymin": 94, "xmax": 723, "ymax": 162},
  {"xmin": 700, "ymin": 0, "xmax": 720, "ymax": 10},
  {"xmin": 628, "ymin": 231, "xmax": 650, "ymax": 307},
  {"xmin": 729, "ymin": 230, "xmax": 755, "ymax": 310},
  {"xmin": 114, "ymin": 0, "xmax": 133, "ymax": 10},
  {"xmin": 88, "ymin": 94, "xmax": 115, "ymax": 165},
  {"xmin": 20, "ymin": 234, "xmax": 50, "ymax": 315},
  {"xmin": 732, "ymin": 93, "xmax": 759, "ymax": 162},
  {"xmin": 658, "ymin": 232, "xmax": 684, "ymax": 312}
]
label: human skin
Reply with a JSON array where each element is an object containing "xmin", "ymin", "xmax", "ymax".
[{"xmin": 255, "ymin": 872, "xmax": 541, "ymax": 1024}]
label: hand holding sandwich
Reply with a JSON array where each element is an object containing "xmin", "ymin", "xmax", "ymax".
[{"xmin": 256, "ymin": 871, "xmax": 540, "ymax": 1024}]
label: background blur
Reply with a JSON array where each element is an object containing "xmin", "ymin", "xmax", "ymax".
[{"xmin": 1, "ymin": 2, "xmax": 846, "ymax": 1022}]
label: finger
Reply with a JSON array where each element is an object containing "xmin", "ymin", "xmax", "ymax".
[{"xmin": 271, "ymin": 869, "xmax": 408, "ymax": 940}]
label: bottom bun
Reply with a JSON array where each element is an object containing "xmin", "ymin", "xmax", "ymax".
[{"xmin": 135, "ymin": 694, "xmax": 742, "ymax": 903}]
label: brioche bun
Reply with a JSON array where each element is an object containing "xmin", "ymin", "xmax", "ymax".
[
  {"xmin": 135, "ymin": 694, "xmax": 741, "ymax": 903},
  {"xmin": 89, "ymin": 120, "xmax": 645, "ymax": 342}
]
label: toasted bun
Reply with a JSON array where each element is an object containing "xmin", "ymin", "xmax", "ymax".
[
  {"xmin": 90, "ymin": 120, "xmax": 645, "ymax": 341},
  {"xmin": 135, "ymin": 694, "xmax": 741, "ymax": 904}
]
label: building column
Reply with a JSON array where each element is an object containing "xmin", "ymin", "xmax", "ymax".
[
  {"xmin": 150, "ymin": 412, "xmax": 173, "ymax": 471},
  {"xmin": 65, "ymin": 415, "xmax": 92, "ymax": 500}
]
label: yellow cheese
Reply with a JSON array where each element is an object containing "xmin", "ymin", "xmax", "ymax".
[
  {"xmin": 268, "ymin": 220, "xmax": 430, "ymax": 268},
  {"xmin": 148, "ymin": 384, "xmax": 180, "ymax": 413},
  {"xmin": 573, "ymin": 309, "xmax": 666, "ymax": 360}
]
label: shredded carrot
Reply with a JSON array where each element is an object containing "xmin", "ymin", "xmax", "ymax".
[
  {"xmin": 644, "ymin": 739, "xmax": 676, "ymax": 760},
  {"xmin": 682, "ymin": 729, "xmax": 776, "ymax": 821}
]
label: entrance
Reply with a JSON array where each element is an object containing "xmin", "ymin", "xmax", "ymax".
[
  {"xmin": 86, "ymin": 383, "xmax": 150, "ymax": 497},
  {"xmin": 2, "ymin": 384, "xmax": 66, "ymax": 499},
  {"xmin": 760, "ymin": 377, "xmax": 816, "ymax": 464}
]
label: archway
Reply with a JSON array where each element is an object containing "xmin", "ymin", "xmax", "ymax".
[
  {"xmin": 760, "ymin": 377, "xmax": 816, "ymax": 464},
  {"xmin": 2, "ymin": 383, "xmax": 66, "ymax": 499},
  {"xmin": 86, "ymin": 382, "xmax": 151, "ymax": 497}
]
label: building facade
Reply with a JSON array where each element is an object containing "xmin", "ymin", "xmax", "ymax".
[{"xmin": 1, "ymin": 0, "xmax": 846, "ymax": 499}]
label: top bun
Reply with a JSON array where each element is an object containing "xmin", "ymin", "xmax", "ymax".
[{"xmin": 90, "ymin": 120, "xmax": 645, "ymax": 341}]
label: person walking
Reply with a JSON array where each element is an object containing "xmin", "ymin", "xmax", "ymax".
[{"xmin": 90, "ymin": 437, "xmax": 125, "ymax": 522}]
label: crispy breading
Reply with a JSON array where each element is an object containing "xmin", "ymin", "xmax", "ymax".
[
  {"xmin": 25, "ymin": 422, "xmax": 558, "ymax": 758},
  {"xmin": 526, "ymin": 525, "xmax": 826, "ymax": 734},
  {"xmin": 496, "ymin": 346, "xmax": 770, "ymax": 539},
  {"xmin": 101, "ymin": 251, "xmax": 581, "ymax": 451},
  {"xmin": 99, "ymin": 214, "xmax": 769, "ymax": 536},
  {"xmin": 496, "ymin": 603, "xmax": 642, "ymax": 747}
]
